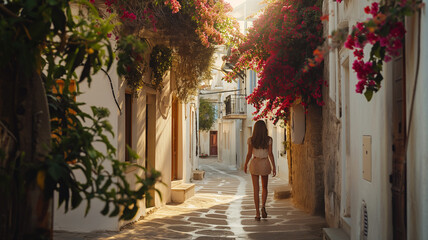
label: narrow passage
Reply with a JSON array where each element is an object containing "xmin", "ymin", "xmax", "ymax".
[{"xmin": 54, "ymin": 157, "xmax": 326, "ymax": 240}]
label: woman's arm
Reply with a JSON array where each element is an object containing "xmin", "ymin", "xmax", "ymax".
[
  {"xmin": 268, "ymin": 138, "xmax": 276, "ymax": 177},
  {"xmin": 244, "ymin": 139, "xmax": 253, "ymax": 174}
]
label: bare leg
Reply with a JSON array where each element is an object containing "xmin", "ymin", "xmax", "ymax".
[
  {"xmin": 251, "ymin": 174, "xmax": 260, "ymax": 218},
  {"xmin": 261, "ymin": 175, "xmax": 269, "ymax": 207}
]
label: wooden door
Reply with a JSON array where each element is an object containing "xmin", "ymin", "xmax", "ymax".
[
  {"xmin": 209, "ymin": 131, "xmax": 217, "ymax": 156},
  {"xmin": 391, "ymin": 50, "xmax": 406, "ymax": 240}
]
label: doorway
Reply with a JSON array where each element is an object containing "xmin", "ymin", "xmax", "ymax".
[
  {"xmin": 146, "ymin": 94, "xmax": 156, "ymax": 207},
  {"xmin": 209, "ymin": 131, "xmax": 218, "ymax": 156},
  {"xmin": 391, "ymin": 51, "xmax": 407, "ymax": 240}
]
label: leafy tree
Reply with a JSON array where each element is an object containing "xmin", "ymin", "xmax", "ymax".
[
  {"xmin": 0, "ymin": 0, "xmax": 160, "ymax": 239},
  {"xmin": 199, "ymin": 98, "xmax": 216, "ymax": 131}
]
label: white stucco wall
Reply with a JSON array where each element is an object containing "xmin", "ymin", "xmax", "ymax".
[
  {"xmin": 333, "ymin": 1, "xmax": 393, "ymax": 239},
  {"xmin": 200, "ymin": 131, "xmax": 210, "ymax": 156},
  {"xmin": 271, "ymin": 124, "xmax": 288, "ymax": 181},
  {"xmin": 347, "ymin": 64, "xmax": 393, "ymax": 240},
  {"xmin": 154, "ymin": 91, "xmax": 172, "ymax": 205},
  {"xmin": 406, "ymin": 6, "xmax": 428, "ymax": 239},
  {"xmin": 179, "ymin": 101, "xmax": 198, "ymax": 182},
  {"xmin": 54, "ymin": 60, "xmax": 121, "ymax": 232},
  {"xmin": 219, "ymin": 120, "xmax": 237, "ymax": 168}
]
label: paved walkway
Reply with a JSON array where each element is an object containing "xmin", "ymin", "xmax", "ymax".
[{"xmin": 54, "ymin": 157, "xmax": 326, "ymax": 239}]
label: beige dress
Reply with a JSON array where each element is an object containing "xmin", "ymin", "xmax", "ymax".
[{"xmin": 248, "ymin": 137, "xmax": 272, "ymax": 176}]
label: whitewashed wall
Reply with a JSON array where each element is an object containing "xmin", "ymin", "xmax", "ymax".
[
  {"xmin": 200, "ymin": 131, "xmax": 210, "ymax": 156},
  {"xmin": 406, "ymin": 5, "xmax": 428, "ymax": 239},
  {"xmin": 54, "ymin": 59, "xmax": 121, "ymax": 232},
  {"xmin": 332, "ymin": 1, "xmax": 393, "ymax": 239},
  {"xmin": 219, "ymin": 120, "xmax": 237, "ymax": 168}
]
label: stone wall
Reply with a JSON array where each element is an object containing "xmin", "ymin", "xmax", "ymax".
[
  {"xmin": 291, "ymin": 104, "xmax": 324, "ymax": 215},
  {"xmin": 321, "ymin": 0, "xmax": 342, "ymax": 228},
  {"xmin": 322, "ymin": 95, "xmax": 341, "ymax": 227}
]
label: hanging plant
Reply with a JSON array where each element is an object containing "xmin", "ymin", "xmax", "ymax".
[
  {"xmin": 173, "ymin": 42, "xmax": 215, "ymax": 102},
  {"xmin": 103, "ymin": 0, "xmax": 242, "ymax": 101},
  {"xmin": 149, "ymin": 44, "xmax": 172, "ymax": 90},
  {"xmin": 308, "ymin": 0, "xmax": 424, "ymax": 101},
  {"xmin": 343, "ymin": 0, "xmax": 424, "ymax": 100},
  {"xmin": 117, "ymin": 35, "xmax": 149, "ymax": 92}
]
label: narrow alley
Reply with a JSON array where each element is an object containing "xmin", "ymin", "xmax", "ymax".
[{"xmin": 54, "ymin": 157, "xmax": 326, "ymax": 240}]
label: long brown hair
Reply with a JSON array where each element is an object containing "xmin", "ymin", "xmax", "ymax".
[{"xmin": 251, "ymin": 120, "xmax": 270, "ymax": 149}]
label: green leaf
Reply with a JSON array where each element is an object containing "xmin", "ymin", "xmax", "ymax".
[
  {"xmin": 71, "ymin": 190, "xmax": 83, "ymax": 209},
  {"xmin": 53, "ymin": 66, "xmax": 67, "ymax": 79},
  {"xmin": 109, "ymin": 206, "xmax": 120, "ymax": 217},
  {"xmin": 52, "ymin": 6, "xmax": 66, "ymax": 32},
  {"xmin": 121, "ymin": 205, "xmax": 138, "ymax": 220},
  {"xmin": 84, "ymin": 199, "xmax": 91, "ymax": 216},
  {"xmin": 126, "ymin": 145, "xmax": 139, "ymax": 161},
  {"xmin": 24, "ymin": 0, "xmax": 38, "ymax": 11},
  {"xmin": 66, "ymin": 6, "xmax": 75, "ymax": 28},
  {"xmin": 364, "ymin": 89, "xmax": 374, "ymax": 101},
  {"xmin": 47, "ymin": 0, "xmax": 58, "ymax": 6},
  {"xmin": 79, "ymin": 55, "xmax": 92, "ymax": 83},
  {"xmin": 100, "ymin": 178, "xmax": 112, "ymax": 192},
  {"xmin": 58, "ymin": 183, "xmax": 70, "ymax": 212},
  {"xmin": 101, "ymin": 201, "xmax": 110, "ymax": 215}
]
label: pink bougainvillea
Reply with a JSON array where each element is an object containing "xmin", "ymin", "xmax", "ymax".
[
  {"xmin": 225, "ymin": 0, "xmax": 324, "ymax": 123},
  {"xmin": 104, "ymin": 0, "xmax": 241, "ymax": 48},
  {"xmin": 339, "ymin": 0, "xmax": 423, "ymax": 100}
]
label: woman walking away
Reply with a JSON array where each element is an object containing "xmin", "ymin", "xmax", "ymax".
[{"xmin": 244, "ymin": 120, "xmax": 276, "ymax": 221}]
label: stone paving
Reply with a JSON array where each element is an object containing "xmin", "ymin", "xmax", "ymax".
[{"xmin": 54, "ymin": 157, "xmax": 326, "ymax": 240}]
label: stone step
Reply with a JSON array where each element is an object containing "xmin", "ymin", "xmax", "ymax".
[
  {"xmin": 171, "ymin": 183, "xmax": 195, "ymax": 203},
  {"xmin": 273, "ymin": 185, "xmax": 292, "ymax": 200},
  {"xmin": 323, "ymin": 228, "xmax": 350, "ymax": 240},
  {"xmin": 171, "ymin": 180, "xmax": 183, "ymax": 188}
]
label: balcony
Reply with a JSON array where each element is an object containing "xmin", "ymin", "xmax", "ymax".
[{"xmin": 223, "ymin": 94, "xmax": 247, "ymax": 119}]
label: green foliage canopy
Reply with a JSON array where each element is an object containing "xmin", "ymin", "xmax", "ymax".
[{"xmin": 199, "ymin": 98, "xmax": 216, "ymax": 132}]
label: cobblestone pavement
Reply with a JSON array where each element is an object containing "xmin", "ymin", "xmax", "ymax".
[{"xmin": 54, "ymin": 158, "xmax": 326, "ymax": 240}]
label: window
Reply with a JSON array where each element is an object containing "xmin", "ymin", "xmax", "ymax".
[{"xmin": 249, "ymin": 70, "xmax": 257, "ymax": 93}]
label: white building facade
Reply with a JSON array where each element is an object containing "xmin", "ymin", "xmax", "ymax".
[
  {"xmin": 323, "ymin": 1, "xmax": 428, "ymax": 239},
  {"xmin": 53, "ymin": 35, "xmax": 198, "ymax": 232}
]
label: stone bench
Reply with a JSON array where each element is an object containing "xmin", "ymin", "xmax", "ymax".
[{"xmin": 323, "ymin": 228, "xmax": 350, "ymax": 240}]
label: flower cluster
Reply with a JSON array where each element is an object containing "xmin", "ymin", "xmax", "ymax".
[
  {"xmin": 183, "ymin": 0, "xmax": 242, "ymax": 47},
  {"xmin": 120, "ymin": 11, "xmax": 137, "ymax": 22},
  {"xmin": 165, "ymin": 0, "xmax": 181, "ymax": 13},
  {"xmin": 225, "ymin": 0, "xmax": 324, "ymax": 123},
  {"xmin": 340, "ymin": 0, "xmax": 424, "ymax": 100}
]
